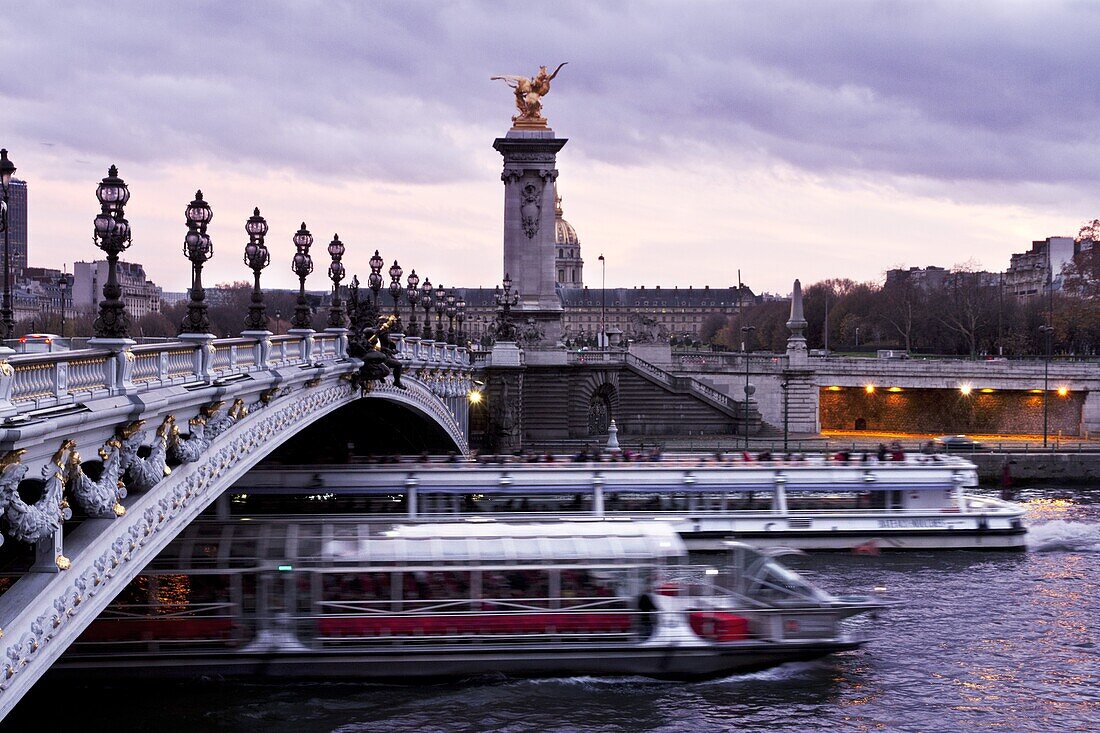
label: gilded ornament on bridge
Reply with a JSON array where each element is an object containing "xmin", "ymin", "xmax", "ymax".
[{"xmin": 491, "ymin": 63, "xmax": 567, "ymax": 128}]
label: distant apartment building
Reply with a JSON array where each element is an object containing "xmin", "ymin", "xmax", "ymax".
[
  {"xmin": 884, "ymin": 265, "xmax": 951, "ymax": 291},
  {"xmin": 3, "ymin": 179, "xmax": 28, "ymax": 277},
  {"xmin": 72, "ymin": 260, "xmax": 162, "ymax": 318},
  {"xmin": 1004, "ymin": 237, "xmax": 1077, "ymax": 298}
]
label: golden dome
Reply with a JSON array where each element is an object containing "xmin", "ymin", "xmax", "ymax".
[{"xmin": 555, "ymin": 191, "xmax": 579, "ymax": 247}]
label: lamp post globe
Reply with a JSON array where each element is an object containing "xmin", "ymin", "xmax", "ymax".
[
  {"xmin": 92, "ymin": 164, "xmax": 134, "ymax": 340},
  {"xmin": 290, "ymin": 223, "xmax": 314, "ymax": 330},
  {"xmin": 242, "ymin": 207, "xmax": 271, "ymax": 333},
  {"xmin": 405, "ymin": 269, "xmax": 421, "ymax": 336}
]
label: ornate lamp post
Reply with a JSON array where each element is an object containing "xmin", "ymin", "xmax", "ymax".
[
  {"xmin": 90, "ymin": 165, "xmax": 134, "ymax": 340},
  {"xmin": 327, "ymin": 234, "xmax": 346, "ymax": 328},
  {"xmin": 178, "ymin": 191, "xmax": 214, "ymax": 335},
  {"xmin": 0, "ymin": 149, "xmax": 15, "ymax": 340},
  {"xmin": 57, "ymin": 272, "xmax": 73, "ymax": 338},
  {"xmin": 290, "ymin": 223, "xmax": 314, "ymax": 330},
  {"xmin": 456, "ymin": 296, "xmax": 467, "ymax": 344},
  {"xmin": 445, "ymin": 290, "xmax": 458, "ymax": 345},
  {"xmin": 420, "ymin": 278, "xmax": 434, "ymax": 340},
  {"xmin": 368, "ymin": 249, "xmax": 384, "ymax": 307},
  {"xmin": 405, "ymin": 269, "xmax": 421, "ymax": 336},
  {"xmin": 494, "ymin": 273, "xmax": 520, "ymax": 341},
  {"xmin": 388, "ymin": 259, "xmax": 403, "ymax": 330},
  {"xmin": 242, "ymin": 207, "xmax": 271, "ymax": 332},
  {"xmin": 434, "ymin": 282, "xmax": 446, "ymax": 341}
]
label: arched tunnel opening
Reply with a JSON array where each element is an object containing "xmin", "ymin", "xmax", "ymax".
[{"xmin": 259, "ymin": 397, "xmax": 461, "ymax": 466}]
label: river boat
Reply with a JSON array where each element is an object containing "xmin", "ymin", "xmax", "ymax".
[
  {"xmin": 58, "ymin": 520, "xmax": 885, "ymax": 680},
  {"xmin": 232, "ymin": 454, "xmax": 1028, "ymax": 551}
]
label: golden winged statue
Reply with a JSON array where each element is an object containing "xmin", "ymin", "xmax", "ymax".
[{"xmin": 491, "ymin": 63, "xmax": 568, "ymax": 127}]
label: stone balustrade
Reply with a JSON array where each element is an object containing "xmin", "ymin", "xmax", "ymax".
[{"xmin": 0, "ymin": 332, "xmax": 469, "ymax": 418}]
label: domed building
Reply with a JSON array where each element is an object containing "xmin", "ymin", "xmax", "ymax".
[{"xmin": 554, "ymin": 188, "xmax": 583, "ymax": 289}]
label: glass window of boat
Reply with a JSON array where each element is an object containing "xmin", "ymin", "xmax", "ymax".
[
  {"xmin": 226, "ymin": 523, "xmax": 263, "ymax": 568},
  {"xmin": 321, "ymin": 571, "xmax": 395, "ymax": 613},
  {"xmin": 784, "ymin": 490, "xmax": 877, "ymax": 512},
  {"xmin": 480, "ymin": 567, "xmax": 552, "ymax": 608},
  {"xmin": 402, "ymin": 570, "xmax": 474, "ymax": 611},
  {"xmin": 605, "ymin": 488, "xmax": 774, "ymax": 513}
]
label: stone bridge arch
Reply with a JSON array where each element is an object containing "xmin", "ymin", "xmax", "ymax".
[{"xmin": 0, "ymin": 340, "xmax": 471, "ymax": 718}]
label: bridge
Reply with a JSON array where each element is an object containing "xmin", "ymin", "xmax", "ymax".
[{"xmin": 0, "ymin": 330, "xmax": 471, "ymax": 717}]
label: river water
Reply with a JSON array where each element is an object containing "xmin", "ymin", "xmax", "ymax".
[{"xmin": 9, "ymin": 488, "xmax": 1099, "ymax": 732}]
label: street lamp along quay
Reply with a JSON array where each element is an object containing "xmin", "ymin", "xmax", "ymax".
[
  {"xmin": 1039, "ymin": 324, "xmax": 1054, "ymax": 448},
  {"xmin": 741, "ymin": 324, "xmax": 755, "ymax": 450}
]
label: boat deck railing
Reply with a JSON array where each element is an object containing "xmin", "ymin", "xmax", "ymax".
[{"xmin": 276, "ymin": 452, "xmax": 977, "ymax": 471}]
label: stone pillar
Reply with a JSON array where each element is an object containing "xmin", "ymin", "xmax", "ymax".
[
  {"xmin": 786, "ymin": 278, "xmax": 808, "ymax": 368},
  {"xmin": 494, "ymin": 129, "xmax": 567, "ymax": 350}
]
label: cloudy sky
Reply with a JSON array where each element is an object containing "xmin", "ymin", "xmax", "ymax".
[{"xmin": 1, "ymin": 1, "xmax": 1096, "ymax": 294}]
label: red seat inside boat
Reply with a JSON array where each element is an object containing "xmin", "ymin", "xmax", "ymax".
[
  {"xmin": 78, "ymin": 617, "xmax": 236, "ymax": 642},
  {"xmin": 317, "ymin": 612, "xmax": 633, "ymax": 637}
]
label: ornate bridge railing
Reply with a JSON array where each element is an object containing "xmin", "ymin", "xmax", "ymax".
[{"xmin": 0, "ymin": 332, "xmax": 471, "ymax": 418}]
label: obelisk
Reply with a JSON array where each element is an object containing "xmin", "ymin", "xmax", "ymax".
[{"xmin": 491, "ymin": 64, "xmax": 568, "ymax": 352}]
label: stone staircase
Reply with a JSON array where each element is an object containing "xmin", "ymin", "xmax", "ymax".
[{"xmin": 622, "ymin": 353, "xmax": 762, "ymax": 435}]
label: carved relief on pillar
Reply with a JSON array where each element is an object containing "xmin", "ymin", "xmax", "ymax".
[{"xmin": 520, "ymin": 181, "xmax": 544, "ymax": 239}]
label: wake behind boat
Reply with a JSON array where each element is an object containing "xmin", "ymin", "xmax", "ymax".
[{"xmin": 232, "ymin": 453, "xmax": 1027, "ymax": 551}]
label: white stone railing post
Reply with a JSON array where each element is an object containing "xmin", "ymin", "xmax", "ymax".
[
  {"xmin": 242, "ymin": 329, "xmax": 274, "ymax": 369},
  {"xmin": 179, "ymin": 335, "xmax": 216, "ymax": 382},
  {"xmin": 0, "ymin": 347, "xmax": 16, "ymax": 416},
  {"xmin": 288, "ymin": 328, "xmax": 315, "ymax": 364},
  {"xmin": 87, "ymin": 337, "xmax": 137, "ymax": 395},
  {"xmin": 53, "ymin": 361, "xmax": 69, "ymax": 399}
]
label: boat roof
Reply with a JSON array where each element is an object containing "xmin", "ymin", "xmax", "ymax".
[
  {"xmin": 329, "ymin": 520, "xmax": 685, "ymax": 564},
  {"xmin": 148, "ymin": 519, "xmax": 686, "ymax": 571}
]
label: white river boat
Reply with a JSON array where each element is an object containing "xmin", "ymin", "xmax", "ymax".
[
  {"xmin": 232, "ymin": 454, "xmax": 1027, "ymax": 551},
  {"xmin": 57, "ymin": 520, "xmax": 886, "ymax": 681}
]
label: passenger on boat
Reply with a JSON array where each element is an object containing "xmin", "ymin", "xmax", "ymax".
[{"xmin": 876, "ymin": 444, "xmax": 888, "ymax": 461}]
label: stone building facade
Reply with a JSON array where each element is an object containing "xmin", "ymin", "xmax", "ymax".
[{"xmin": 72, "ymin": 260, "xmax": 162, "ymax": 318}]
